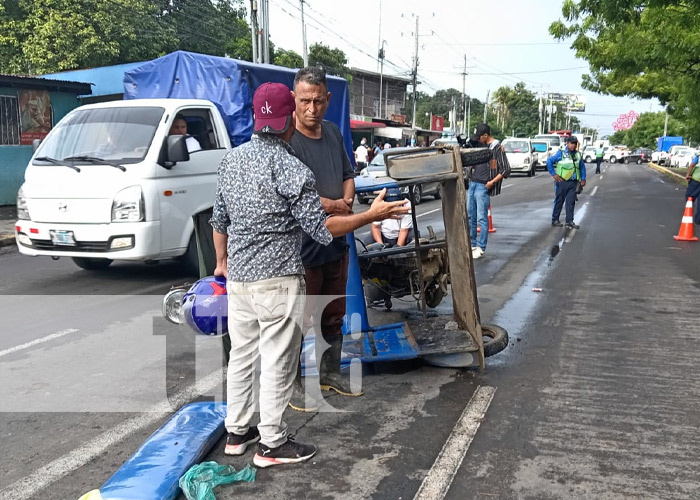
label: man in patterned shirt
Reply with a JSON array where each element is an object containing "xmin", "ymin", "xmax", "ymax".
[{"xmin": 210, "ymin": 82, "xmax": 409, "ymax": 468}]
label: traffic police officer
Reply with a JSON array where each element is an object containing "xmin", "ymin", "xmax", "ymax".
[
  {"xmin": 547, "ymin": 135, "xmax": 586, "ymax": 229},
  {"xmin": 595, "ymin": 144, "xmax": 604, "ymax": 174},
  {"xmin": 684, "ymin": 153, "xmax": 700, "ymax": 225}
]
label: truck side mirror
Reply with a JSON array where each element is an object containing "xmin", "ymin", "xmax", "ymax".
[
  {"xmin": 32, "ymin": 139, "xmax": 42, "ymax": 152},
  {"xmin": 162, "ymin": 135, "xmax": 189, "ymax": 169}
]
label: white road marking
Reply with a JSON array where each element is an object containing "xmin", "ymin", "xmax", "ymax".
[
  {"xmin": 413, "ymin": 385, "xmax": 496, "ymax": 500},
  {"xmin": 502, "ymin": 183, "xmax": 514, "ymax": 189},
  {"xmin": 565, "ymin": 229, "xmax": 577, "ymax": 243},
  {"xmin": 0, "ymin": 329, "xmax": 78, "ymax": 358},
  {"xmin": 599, "ymin": 175, "xmax": 604, "ymax": 180},
  {"xmin": 417, "ymin": 208, "xmax": 442, "ymax": 218},
  {"xmin": 0, "ymin": 368, "xmax": 224, "ymax": 500},
  {"xmin": 591, "ymin": 186, "xmax": 599, "ymax": 197}
]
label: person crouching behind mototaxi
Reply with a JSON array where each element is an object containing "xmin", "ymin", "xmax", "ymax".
[
  {"xmin": 547, "ymin": 135, "xmax": 586, "ymax": 229},
  {"xmin": 210, "ymin": 82, "xmax": 409, "ymax": 468}
]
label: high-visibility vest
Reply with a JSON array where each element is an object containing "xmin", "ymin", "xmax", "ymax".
[
  {"xmin": 595, "ymin": 148, "xmax": 604, "ymax": 158},
  {"xmin": 691, "ymin": 161, "xmax": 700, "ymax": 182},
  {"xmin": 555, "ymin": 152, "xmax": 581, "ymax": 180}
]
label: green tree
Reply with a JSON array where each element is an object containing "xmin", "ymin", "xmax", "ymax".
[
  {"xmin": 309, "ymin": 42, "xmax": 351, "ymax": 80},
  {"xmin": 274, "ymin": 48, "xmax": 304, "ymax": 69},
  {"xmin": 550, "ymin": 0, "xmax": 700, "ymax": 137},
  {"xmin": 608, "ymin": 112, "xmax": 687, "ymax": 149}
]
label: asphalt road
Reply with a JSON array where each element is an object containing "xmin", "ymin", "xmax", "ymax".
[{"xmin": 1, "ymin": 162, "xmax": 700, "ymax": 499}]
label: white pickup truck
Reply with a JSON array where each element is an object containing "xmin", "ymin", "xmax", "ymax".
[{"xmin": 15, "ymin": 99, "xmax": 231, "ymax": 271}]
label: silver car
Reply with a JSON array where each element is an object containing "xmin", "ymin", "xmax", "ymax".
[{"xmin": 356, "ymin": 147, "xmax": 441, "ymax": 205}]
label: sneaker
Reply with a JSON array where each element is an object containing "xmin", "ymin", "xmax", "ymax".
[
  {"xmin": 551, "ymin": 220, "xmax": 563, "ymax": 227},
  {"xmin": 565, "ymin": 222, "xmax": 580, "ymax": 229},
  {"xmin": 224, "ymin": 427, "xmax": 260, "ymax": 456},
  {"xmin": 253, "ymin": 437, "xmax": 317, "ymax": 468},
  {"xmin": 471, "ymin": 246, "xmax": 478, "ymax": 252},
  {"xmin": 471, "ymin": 247, "xmax": 485, "ymax": 259}
]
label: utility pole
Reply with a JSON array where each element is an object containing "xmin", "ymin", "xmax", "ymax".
[
  {"xmin": 467, "ymin": 98, "xmax": 471, "ymax": 136},
  {"xmin": 538, "ymin": 87, "xmax": 544, "ymax": 135},
  {"xmin": 411, "ymin": 15, "xmax": 419, "ymax": 129},
  {"xmin": 250, "ymin": 0, "xmax": 259, "ymax": 63},
  {"xmin": 663, "ymin": 109, "xmax": 669, "ymax": 137},
  {"xmin": 300, "ymin": 0, "xmax": 308, "ymax": 66},
  {"xmin": 378, "ymin": 41, "xmax": 386, "ymax": 119},
  {"xmin": 547, "ymin": 94, "xmax": 553, "ymax": 133},
  {"xmin": 261, "ymin": 0, "xmax": 270, "ymax": 63},
  {"xmin": 483, "ymin": 90, "xmax": 489, "ymax": 123},
  {"xmin": 461, "ymin": 54, "xmax": 467, "ymax": 134}
]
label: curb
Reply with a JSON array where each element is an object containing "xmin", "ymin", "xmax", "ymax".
[
  {"xmin": 0, "ymin": 233, "xmax": 15, "ymax": 248},
  {"xmin": 647, "ymin": 162, "xmax": 688, "ymax": 183}
]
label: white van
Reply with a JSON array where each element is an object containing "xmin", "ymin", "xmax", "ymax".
[
  {"xmin": 533, "ymin": 134, "xmax": 563, "ymax": 152},
  {"xmin": 15, "ymin": 99, "xmax": 231, "ymax": 271},
  {"xmin": 502, "ymin": 138, "xmax": 537, "ymax": 177}
]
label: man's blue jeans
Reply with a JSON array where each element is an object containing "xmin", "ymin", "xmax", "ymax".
[
  {"xmin": 468, "ymin": 181, "xmax": 490, "ymax": 250},
  {"xmin": 553, "ymin": 179, "xmax": 578, "ymax": 224},
  {"xmin": 686, "ymin": 179, "xmax": 700, "ymax": 224}
]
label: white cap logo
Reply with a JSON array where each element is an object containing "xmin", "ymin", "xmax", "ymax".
[{"xmin": 261, "ymin": 101, "xmax": 272, "ymax": 114}]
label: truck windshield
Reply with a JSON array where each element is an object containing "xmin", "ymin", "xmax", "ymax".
[
  {"xmin": 34, "ymin": 107, "xmax": 164, "ymax": 165},
  {"xmin": 534, "ymin": 135, "xmax": 561, "ymax": 147}
]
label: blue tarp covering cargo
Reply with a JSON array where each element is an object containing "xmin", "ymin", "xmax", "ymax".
[{"xmin": 122, "ymin": 50, "xmax": 353, "ymax": 158}]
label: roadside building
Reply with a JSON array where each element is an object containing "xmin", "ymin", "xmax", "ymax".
[{"xmin": 0, "ymin": 74, "xmax": 91, "ymax": 204}]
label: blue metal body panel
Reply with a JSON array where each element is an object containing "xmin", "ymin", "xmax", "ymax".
[{"xmin": 99, "ymin": 402, "xmax": 227, "ymax": 500}]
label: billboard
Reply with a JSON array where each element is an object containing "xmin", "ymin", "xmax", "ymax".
[
  {"xmin": 547, "ymin": 93, "xmax": 586, "ymax": 113},
  {"xmin": 431, "ymin": 115, "xmax": 445, "ymax": 132}
]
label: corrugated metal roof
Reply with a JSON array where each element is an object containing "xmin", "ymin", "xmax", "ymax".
[{"xmin": 0, "ymin": 73, "xmax": 92, "ymax": 94}]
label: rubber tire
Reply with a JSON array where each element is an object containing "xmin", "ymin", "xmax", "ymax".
[
  {"xmin": 527, "ymin": 163, "xmax": 535, "ymax": 177},
  {"xmin": 180, "ymin": 233, "xmax": 199, "ymax": 276},
  {"xmin": 585, "ymin": 156, "xmax": 592, "ymax": 163},
  {"xmin": 412, "ymin": 185, "xmax": 422, "ymax": 205},
  {"xmin": 72, "ymin": 257, "xmax": 113, "ymax": 270},
  {"xmin": 624, "ymin": 158, "xmax": 630, "ymax": 164},
  {"xmin": 481, "ymin": 323, "xmax": 509, "ymax": 357},
  {"xmin": 610, "ymin": 156, "xmax": 617, "ymax": 164},
  {"xmin": 424, "ymin": 282, "xmax": 445, "ymax": 308},
  {"xmin": 433, "ymin": 185, "xmax": 442, "ymax": 200},
  {"xmin": 460, "ymin": 147, "xmax": 492, "ymax": 167},
  {"xmin": 636, "ymin": 158, "xmax": 642, "ymax": 165},
  {"xmin": 357, "ymin": 195, "xmax": 369, "ymax": 205}
]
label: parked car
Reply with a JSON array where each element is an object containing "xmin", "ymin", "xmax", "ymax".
[
  {"xmin": 356, "ymin": 147, "xmax": 440, "ymax": 205},
  {"xmin": 502, "ymin": 138, "xmax": 537, "ymax": 177},
  {"xmin": 668, "ymin": 146, "xmax": 693, "ymax": 167},
  {"xmin": 671, "ymin": 149, "xmax": 696, "ymax": 168},
  {"xmin": 624, "ymin": 148, "xmax": 652, "ymax": 164},
  {"xmin": 531, "ymin": 140, "xmax": 551, "ymax": 170}
]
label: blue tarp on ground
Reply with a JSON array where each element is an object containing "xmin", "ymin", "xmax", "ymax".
[{"xmin": 122, "ymin": 51, "xmax": 353, "ymax": 157}]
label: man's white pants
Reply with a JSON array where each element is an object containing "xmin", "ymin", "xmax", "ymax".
[{"xmin": 225, "ymin": 275, "xmax": 305, "ymax": 448}]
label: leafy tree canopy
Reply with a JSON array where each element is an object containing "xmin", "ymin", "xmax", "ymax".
[
  {"xmin": 309, "ymin": 42, "xmax": 351, "ymax": 81},
  {"xmin": 550, "ymin": 0, "xmax": 700, "ymax": 137}
]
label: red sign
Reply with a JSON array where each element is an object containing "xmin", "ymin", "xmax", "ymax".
[
  {"xmin": 391, "ymin": 113, "xmax": 407, "ymax": 124},
  {"xmin": 431, "ymin": 115, "xmax": 444, "ymax": 132}
]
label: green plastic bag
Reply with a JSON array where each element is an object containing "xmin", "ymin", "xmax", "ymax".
[{"xmin": 179, "ymin": 461, "xmax": 256, "ymax": 500}]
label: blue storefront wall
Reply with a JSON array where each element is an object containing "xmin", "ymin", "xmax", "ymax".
[{"xmin": 0, "ymin": 88, "xmax": 81, "ymax": 205}]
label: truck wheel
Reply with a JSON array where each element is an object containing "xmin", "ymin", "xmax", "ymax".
[
  {"xmin": 610, "ymin": 156, "xmax": 617, "ymax": 163},
  {"xmin": 411, "ymin": 185, "xmax": 422, "ymax": 205},
  {"xmin": 72, "ymin": 257, "xmax": 113, "ymax": 270},
  {"xmin": 460, "ymin": 147, "xmax": 492, "ymax": 167},
  {"xmin": 357, "ymin": 195, "xmax": 369, "ymax": 205},
  {"xmin": 482, "ymin": 323, "xmax": 509, "ymax": 357},
  {"xmin": 636, "ymin": 158, "xmax": 642, "ymax": 164},
  {"xmin": 433, "ymin": 185, "xmax": 442, "ymax": 200},
  {"xmin": 585, "ymin": 156, "xmax": 592, "ymax": 163},
  {"xmin": 624, "ymin": 158, "xmax": 630, "ymax": 164},
  {"xmin": 180, "ymin": 234, "xmax": 200, "ymax": 276},
  {"xmin": 527, "ymin": 163, "xmax": 536, "ymax": 177}
]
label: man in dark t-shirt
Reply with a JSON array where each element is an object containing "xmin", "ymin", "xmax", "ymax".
[{"xmin": 289, "ymin": 66, "xmax": 360, "ymax": 412}]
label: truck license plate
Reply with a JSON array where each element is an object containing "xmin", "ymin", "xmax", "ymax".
[{"xmin": 50, "ymin": 230, "xmax": 76, "ymax": 246}]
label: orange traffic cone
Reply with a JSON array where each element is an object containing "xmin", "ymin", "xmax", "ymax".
[
  {"xmin": 477, "ymin": 205, "xmax": 497, "ymax": 233},
  {"xmin": 673, "ymin": 197, "xmax": 698, "ymax": 242}
]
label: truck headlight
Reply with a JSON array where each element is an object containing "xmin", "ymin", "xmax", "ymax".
[
  {"xmin": 112, "ymin": 186, "xmax": 144, "ymax": 222},
  {"xmin": 17, "ymin": 186, "xmax": 30, "ymax": 220}
]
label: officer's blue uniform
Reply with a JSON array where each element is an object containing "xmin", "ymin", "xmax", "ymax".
[{"xmin": 547, "ymin": 148, "xmax": 586, "ymax": 226}]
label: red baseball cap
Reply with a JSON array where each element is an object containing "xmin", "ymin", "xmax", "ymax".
[{"xmin": 253, "ymin": 82, "xmax": 296, "ymax": 134}]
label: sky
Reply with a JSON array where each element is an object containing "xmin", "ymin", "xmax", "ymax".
[{"xmin": 266, "ymin": 0, "xmax": 663, "ymax": 136}]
